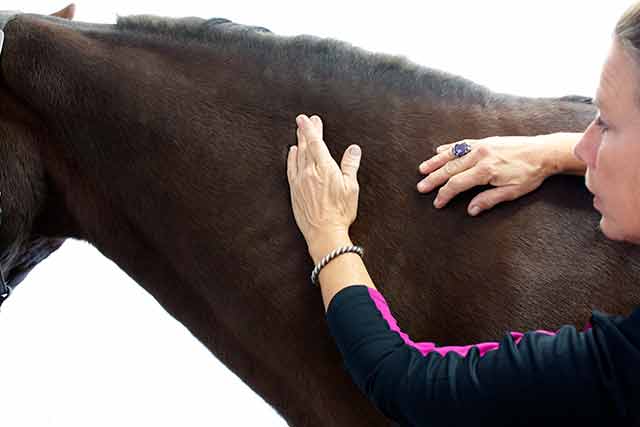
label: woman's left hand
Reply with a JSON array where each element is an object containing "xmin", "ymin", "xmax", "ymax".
[{"xmin": 287, "ymin": 114, "xmax": 362, "ymax": 248}]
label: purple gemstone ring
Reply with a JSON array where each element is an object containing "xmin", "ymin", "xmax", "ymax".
[{"xmin": 451, "ymin": 142, "xmax": 472, "ymax": 158}]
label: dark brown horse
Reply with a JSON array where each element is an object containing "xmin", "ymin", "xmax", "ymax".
[{"xmin": 0, "ymin": 5, "xmax": 637, "ymax": 426}]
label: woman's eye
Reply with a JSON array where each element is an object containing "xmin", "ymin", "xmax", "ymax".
[{"xmin": 595, "ymin": 116, "xmax": 608, "ymax": 132}]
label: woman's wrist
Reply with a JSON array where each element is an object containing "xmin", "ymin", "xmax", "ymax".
[
  {"xmin": 307, "ymin": 230, "xmax": 376, "ymax": 313},
  {"xmin": 307, "ymin": 230, "xmax": 353, "ymax": 265},
  {"xmin": 537, "ymin": 132, "xmax": 586, "ymax": 176}
]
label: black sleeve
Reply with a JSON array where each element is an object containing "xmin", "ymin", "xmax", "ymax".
[{"xmin": 325, "ymin": 284, "xmax": 640, "ymax": 426}]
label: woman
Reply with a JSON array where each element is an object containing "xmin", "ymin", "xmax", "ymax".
[{"xmin": 286, "ymin": 4, "xmax": 640, "ymax": 426}]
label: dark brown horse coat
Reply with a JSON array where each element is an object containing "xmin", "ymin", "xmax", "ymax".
[{"xmin": 0, "ymin": 9, "xmax": 637, "ymax": 426}]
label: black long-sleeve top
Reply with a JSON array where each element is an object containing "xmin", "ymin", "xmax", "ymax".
[{"xmin": 325, "ymin": 284, "xmax": 640, "ymax": 426}]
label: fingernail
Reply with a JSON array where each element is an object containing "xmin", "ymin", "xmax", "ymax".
[
  {"xmin": 433, "ymin": 198, "xmax": 440, "ymax": 208},
  {"xmin": 419, "ymin": 161, "xmax": 427, "ymax": 171},
  {"xmin": 469, "ymin": 206, "xmax": 480, "ymax": 216},
  {"xmin": 418, "ymin": 182, "xmax": 428, "ymax": 192},
  {"xmin": 350, "ymin": 145, "xmax": 361, "ymax": 155}
]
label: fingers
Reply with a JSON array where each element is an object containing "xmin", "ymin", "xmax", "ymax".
[
  {"xmin": 287, "ymin": 144, "xmax": 298, "ymax": 183},
  {"xmin": 436, "ymin": 143, "xmax": 453, "ymax": 154},
  {"xmin": 310, "ymin": 115, "xmax": 323, "ymax": 136},
  {"xmin": 296, "ymin": 119, "xmax": 308, "ymax": 171},
  {"xmin": 418, "ymin": 146, "xmax": 455, "ymax": 178},
  {"xmin": 296, "ymin": 114, "xmax": 333, "ymax": 166},
  {"xmin": 467, "ymin": 185, "xmax": 523, "ymax": 216},
  {"xmin": 419, "ymin": 140, "xmax": 473, "ymax": 174},
  {"xmin": 432, "ymin": 164, "xmax": 491, "ymax": 208},
  {"xmin": 417, "ymin": 146, "xmax": 481, "ymax": 193}
]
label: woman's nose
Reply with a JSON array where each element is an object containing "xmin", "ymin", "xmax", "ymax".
[{"xmin": 574, "ymin": 120, "xmax": 601, "ymax": 168}]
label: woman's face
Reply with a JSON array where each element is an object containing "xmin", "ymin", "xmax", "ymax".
[{"xmin": 574, "ymin": 37, "xmax": 640, "ymax": 244}]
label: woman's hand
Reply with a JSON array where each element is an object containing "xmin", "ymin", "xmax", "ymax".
[
  {"xmin": 416, "ymin": 136, "xmax": 554, "ymax": 216},
  {"xmin": 287, "ymin": 114, "xmax": 362, "ymax": 249}
]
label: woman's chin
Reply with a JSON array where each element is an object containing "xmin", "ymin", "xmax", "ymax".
[
  {"xmin": 599, "ymin": 216, "xmax": 634, "ymax": 243},
  {"xmin": 599, "ymin": 216, "xmax": 616, "ymax": 240}
]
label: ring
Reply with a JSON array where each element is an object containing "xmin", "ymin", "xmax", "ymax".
[{"xmin": 451, "ymin": 142, "xmax": 472, "ymax": 158}]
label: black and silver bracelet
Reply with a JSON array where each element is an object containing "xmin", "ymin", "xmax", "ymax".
[{"xmin": 310, "ymin": 245, "xmax": 364, "ymax": 287}]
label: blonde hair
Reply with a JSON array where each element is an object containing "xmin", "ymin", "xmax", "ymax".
[{"xmin": 616, "ymin": 3, "xmax": 640, "ymax": 61}]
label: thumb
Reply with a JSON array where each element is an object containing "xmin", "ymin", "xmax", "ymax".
[{"xmin": 341, "ymin": 145, "xmax": 361, "ymax": 181}]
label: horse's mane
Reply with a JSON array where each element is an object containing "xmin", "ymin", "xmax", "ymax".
[{"xmin": 114, "ymin": 14, "xmax": 492, "ymax": 103}]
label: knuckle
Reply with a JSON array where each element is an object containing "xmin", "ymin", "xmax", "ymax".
[
  {"xmin": 481, "ymin": 163, "xmax": 495, "ymax": 178},
  {"xmin": 443, "ymin": 160, "xmax": 457, "ymax": 175},
  {"xmin": 434, "ymin": 170, "xmax": 449, "ymax": 186},
  {"xmin": 437, "ymin": 186, "xmax": 449, "ymax": 200},
  {"xmin": 317, "ymin": 159, "xmax": 332, "ymax": 169},
  {"xmin": 475, "ymin": 145, "xmax": 490, "ymax": 157},
  {"xmin": 483, "ymin": 195, "xmax": 498, "ymax": 208},
  {"xmin": 446, "ymin": 177, "xmax": 460, "ymax": 192}
]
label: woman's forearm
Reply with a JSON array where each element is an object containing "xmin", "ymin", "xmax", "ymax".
[
  {"xmin": 539, "ymin": 132, "xmax": 586, "ymax": 176},
  {"xmin": 308, "ymin": 232, "xmax": 377, "ymax": 313}
]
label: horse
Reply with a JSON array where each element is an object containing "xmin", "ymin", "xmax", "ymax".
[{"xmin": 0, "ymin": 5, "xmax": 637, "ymax": 426}]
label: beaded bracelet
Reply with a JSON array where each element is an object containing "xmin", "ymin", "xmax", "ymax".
[{"xmin": 310, "ymin": 244, "xmax": 364, "ymax": 287}]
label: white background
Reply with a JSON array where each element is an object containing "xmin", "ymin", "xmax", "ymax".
[{"xmin": 0, "ymin": 1, "xmax": 632, "ymax": 426}]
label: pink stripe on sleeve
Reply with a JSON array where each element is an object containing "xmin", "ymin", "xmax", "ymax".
[{"xmin": 367, "ymin": 287, "xmax": 559, "ymax": 358}]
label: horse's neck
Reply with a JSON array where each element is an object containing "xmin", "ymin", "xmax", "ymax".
[{"xmin": 2, "ymin": 17, "xmax": 358, "ymax": 425}]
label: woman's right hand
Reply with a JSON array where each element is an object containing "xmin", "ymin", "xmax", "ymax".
[{"xmin": 416, "ymin": 135, "xmax": 555, "ymax": 216}]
